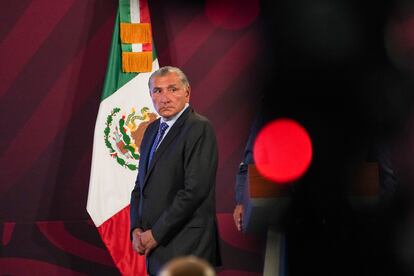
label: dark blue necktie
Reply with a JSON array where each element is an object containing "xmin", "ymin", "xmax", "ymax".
[{"xmin": 147, "ymin": 122, "xmax": 169, "ymax": 169}]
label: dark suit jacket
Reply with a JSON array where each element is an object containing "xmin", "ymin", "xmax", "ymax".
[{"xmin": 130, "ymin": 107, "xmax": 221, "ymax": 274}]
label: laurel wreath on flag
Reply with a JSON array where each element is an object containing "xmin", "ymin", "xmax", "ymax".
[{"xmin": 104, "ymin": 107, "xmax": 139, "ymax": 171}]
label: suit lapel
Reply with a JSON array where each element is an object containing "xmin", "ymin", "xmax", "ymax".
[
  {"xmin": 140, "ymin": 119, "xmax": 159, "ymax": 186},
  {"xmin": 143, "ymin": 107, "xmax": 192, "ymax": 187}
]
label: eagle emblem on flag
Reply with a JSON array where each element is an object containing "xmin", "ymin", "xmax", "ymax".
[{"xmin": 104, "ymin": 106, "xmax": 157, "ymax": 170}]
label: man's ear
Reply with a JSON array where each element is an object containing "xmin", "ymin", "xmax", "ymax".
[{"xmin": 186, "ymin": 86, "xmax": 191, "ymax": 101}]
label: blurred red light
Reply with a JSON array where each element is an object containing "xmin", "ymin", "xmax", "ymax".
[{"xmin": 253, "ymin": 118, "xmax": 312, "ymax": 184}]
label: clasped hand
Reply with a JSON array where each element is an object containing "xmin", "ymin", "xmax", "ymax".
[{"xmin": 132, "ymin": 228, "xmax": 157, "ymax": 256}]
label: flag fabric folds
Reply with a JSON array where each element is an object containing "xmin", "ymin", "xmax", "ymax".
[{"xmin": 87, "ymin": 0, "xmax": 159, "ymax": 274}]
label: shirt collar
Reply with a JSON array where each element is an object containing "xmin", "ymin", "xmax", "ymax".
[{"xmin": 160, "ymin": 103, "xmax": 189, "ymax": 128}]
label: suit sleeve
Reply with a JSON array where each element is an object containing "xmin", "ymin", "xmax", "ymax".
[
  {"xmin": 130, "ymin": 171, "xmax": 141, "ymax": 240},
  {"xmin": 130, "ymin": 120, "xmax": 157, "ymax": 240},
  {"xmin": 151, "ymin": 121, "xmax": 218, "ymax": 245},
  {"xmin": 235, "ymin": 114, "xmax": 264, "ymax": 204}
]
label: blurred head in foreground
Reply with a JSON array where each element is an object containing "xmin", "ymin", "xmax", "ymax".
[{"xmin": 158, "ymin": 256, "xmax": 215, "ymax": 276}]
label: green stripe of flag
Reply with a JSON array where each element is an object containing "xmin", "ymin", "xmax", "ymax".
[
  {"xmin": 101, "ymin": 10, "xmax": 137, "ymax": 101},
  {"xmin": 119, "ymin": 0, "xmax": 131, "ymax": 23},
  {"xmin": 121, "ymin": 44, "xmax": 133, "ymax": 52},
  {"xmin": 101, "ymin": 7, "xmax": 158, "ymax": 101}
]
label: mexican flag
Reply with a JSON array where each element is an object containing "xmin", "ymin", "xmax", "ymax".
[{"xmin": 87, "ymin": 0, "xmax": 158, "ymax": 275}]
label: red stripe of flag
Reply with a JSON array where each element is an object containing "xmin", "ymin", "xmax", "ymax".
[
  {"xmin": 139, "ymin": 0, "xmax": 150, "ymax": 23},
  {"xmin": 97, "ymin": 205, "xmax": 146, "ymax": 276},
  {"xmin": 140, "ymin": 0, "xmax": 152, "ymax": 52}
]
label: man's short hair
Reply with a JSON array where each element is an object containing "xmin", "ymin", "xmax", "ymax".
[
  {"xmin": 158, "ymin": 255, "xmax": 215, "ymax": 276},
  {"xmin": 148, "ymin": 66, "xmax": 190, "ymax": 91}
]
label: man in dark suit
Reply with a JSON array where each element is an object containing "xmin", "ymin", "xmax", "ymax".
[{"xmin": 130, "ymin": 66, "xmax": 221, "ymax": 275}]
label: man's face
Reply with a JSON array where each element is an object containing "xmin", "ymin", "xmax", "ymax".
[{"xmin": 150, "ymin": 72, "xmax": 190, "ymax": 119}]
